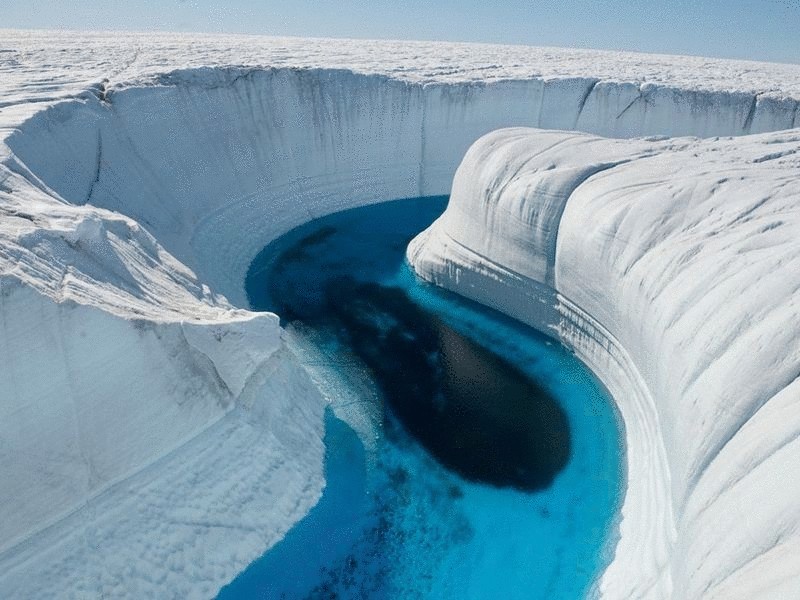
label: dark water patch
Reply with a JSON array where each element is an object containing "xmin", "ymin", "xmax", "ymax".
[
  {"xmin": 277, "ymin": 225, "xmax": 338, "ymax": 265},
  {"xmin": 246, "ymin": 197, "xmax": 449, "ymax": 317},
  {"xmin": 324, "ymin": 276, "xmax": 570, "ymax": 491},
  {"xmin": 225, "ymin": 196, "xmax": 624, "ymax": 599}
]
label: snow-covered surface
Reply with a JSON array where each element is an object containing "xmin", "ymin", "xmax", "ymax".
[
  {"xmin": 4, "ymin": 29, "xmax": 800, "ymax": 102},
  {"xmin": 1, "ymin": 28, "xmax": 799, "ymax": 598},
  {"xmin": 409, "ymin": 128, "xmax": 800, "ymax": 599}
]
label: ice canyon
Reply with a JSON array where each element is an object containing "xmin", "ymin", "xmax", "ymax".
[{"xmin": 0, "ymin": 30, "xmax": 799, "ymax": 598}]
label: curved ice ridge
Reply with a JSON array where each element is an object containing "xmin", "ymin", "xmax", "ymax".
[
  {"xmin": 408, "ymin": 128, "xmax": 800, "ymax": 599},
  {"xmin": 1, "ymin": 32, "xmax": 800, "ymax": 597}
]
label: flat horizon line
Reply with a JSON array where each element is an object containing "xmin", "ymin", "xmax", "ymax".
[{"xmin": 2, "ymin": 26, "xmax": 798, "ymax": 68}]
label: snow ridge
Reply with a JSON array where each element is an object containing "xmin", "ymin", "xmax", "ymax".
[{"xmin": 408, "ymin": 128, "xmax": 800, "ymax": 599}]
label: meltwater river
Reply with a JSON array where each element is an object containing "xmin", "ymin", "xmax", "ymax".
[{"xmin": 219, "ymin": 196, "xmax": 624, "ymax": 599}]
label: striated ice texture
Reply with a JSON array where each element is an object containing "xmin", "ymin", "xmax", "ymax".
[
  {"xmin": 408, "ymin": 128, "xmax": 800, "ymax": 599},
  {"xmin": 1, "ymin": 29, "xmax": 799, "ymax": 598}
]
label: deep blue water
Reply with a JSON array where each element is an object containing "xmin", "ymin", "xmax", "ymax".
[{"xmin": 219, "ymin": 196, "xmax": 624, "ymax": 599}]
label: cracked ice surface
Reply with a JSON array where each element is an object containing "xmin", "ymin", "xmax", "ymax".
[{"xmin": 1, "ymin": 29, "xmax": 800, "ymax": 598}]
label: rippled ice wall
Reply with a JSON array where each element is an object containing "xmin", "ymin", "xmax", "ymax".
[
  {"xmin": 9, "ymin": 67, "xmax": 799, "ymax": 307},
  {"xmin": 1, "ymin": 58, "xmax": 798, "ymax": 598},
  {"xmin": 408, "ymin": 128, "xmax": 800, "ymax": 599}
]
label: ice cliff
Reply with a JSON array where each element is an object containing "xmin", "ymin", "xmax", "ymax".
[
  {"xmin": 408, "ymin": 129, "xmax": 800, "ymax": 598},
  {"xmin": 1, "ymin": 29, "xmax": 799, "ymax": 598}
]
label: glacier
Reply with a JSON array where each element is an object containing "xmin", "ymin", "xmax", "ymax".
[{"xmin": 0, "ymin": 28, "xmax": 799, "ymax": 598}]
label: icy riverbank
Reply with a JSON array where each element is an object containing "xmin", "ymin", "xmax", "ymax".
[
  {"xmin": 1, "ymin": 30, "xmax": 799, "ymax": 598},
  {"xmin": 409, "ymin": 128, "xmax": 800, "ymax": 599}
]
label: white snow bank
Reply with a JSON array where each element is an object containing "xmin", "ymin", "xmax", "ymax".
[
  {"xmin": 0, "ymin": 343, "xmax": 327, "ymax": 599},
  {"xmin": 408, "ymin": 128, "xmax": 800, "ymax": 599},
  {"xmin": 0, "ymin": 142, "xmax": 329, "ymax": 598},
  {"xmin": 2, "ymin": 30, "xmax": 800, "ymax": 598}
]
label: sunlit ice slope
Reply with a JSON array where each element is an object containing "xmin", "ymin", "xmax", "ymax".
[
  {"xmin": 1, "ymin": 29, "xmax": 800, "ymax": 598},
  {"xmin": 408, "ymin": 128, "xmax": 800, "ymax": 599}
]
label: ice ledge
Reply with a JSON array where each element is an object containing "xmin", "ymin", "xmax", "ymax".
[
  {"xmin": 0, "ymin": 342, "xmax": 327, "ymax": 599},
  {"xmin": 408, "ymin": 127, "xmax": 800, "ymax": 598},
  {"xmin": 0, "ymin": 185, "xmax": 318, "ymax": 595}
]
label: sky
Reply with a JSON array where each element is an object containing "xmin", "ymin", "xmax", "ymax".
[{"xmin": 3, "ymin": 0, "xmax": 799, "ymax": 65}]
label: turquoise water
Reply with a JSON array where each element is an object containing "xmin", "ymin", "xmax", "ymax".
[{"xmin": 218, "ymin": 196, "xmax": 624, "ymax": 599}]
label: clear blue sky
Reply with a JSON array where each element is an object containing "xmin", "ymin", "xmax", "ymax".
[{"xmin": 4, "ymin": 0, "xmax": 799, "ymax": 64}]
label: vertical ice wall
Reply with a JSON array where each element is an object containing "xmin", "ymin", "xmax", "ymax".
[
  {"xmin": 8, "ymin": 68, "xmax": 798, "ymax": 308},
  {"xmin": 408, "ymin": 128, "xmax": 800, "ymax": 599}
]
